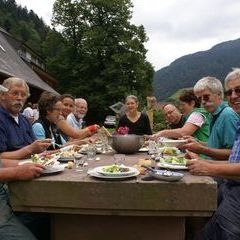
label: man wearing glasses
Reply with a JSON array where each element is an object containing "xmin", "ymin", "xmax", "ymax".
[
  {"xmin": 182, "ymin": 76, "xmax": 239, "ymax": 159},
  {"xmin": 0, "ymin": 77, "xmax": 51, "ymax": 160},
  {"xmin": 186, "ymin": 70, "xmax": 240, "ymax": 239}
]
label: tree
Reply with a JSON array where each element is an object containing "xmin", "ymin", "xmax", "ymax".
[{"xmin": 52, "ymin": 0, "xmax": 154, "ymax": 123}]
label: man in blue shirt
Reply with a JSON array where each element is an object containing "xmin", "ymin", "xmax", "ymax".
[
  {"xmin": 0, "ymin": 83, "xmax": 44, "ymax": 240},
  {"xmin": 182, "ymin": 76, "xmax": 239, "ymax": 159},
  {"xmin": 187, "ymin": 68, "xmax": 240, "ymax": 239},
  {"xmin": 0, "ymin": 77, "xmax": 51, "ymax": 159}
]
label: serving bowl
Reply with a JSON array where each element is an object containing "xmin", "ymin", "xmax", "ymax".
[{"xmin": 108, "ymin": 134, "xmax": 144, "ymax": 154}]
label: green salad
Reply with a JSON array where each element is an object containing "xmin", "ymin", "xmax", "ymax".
[
  {"xmin": 31, "ymin": 154, "xmax": 53, "ymax": 166},
  {"xmin": 103, "ymin": 165, "xmax": 129, "ymax": 173},
  {"xmin": 161, "ymin": 156, "xmax": 187, "ymax": 165}
]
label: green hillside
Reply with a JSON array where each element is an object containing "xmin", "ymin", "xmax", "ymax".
[{"xmin": 153, "ymin": 38, "xmax": 240, "ymax": 100}]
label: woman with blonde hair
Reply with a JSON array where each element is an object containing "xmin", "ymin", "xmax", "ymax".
[{"xmin": 117, "ymin": 95, "xmax": 152, "ymax": 135}]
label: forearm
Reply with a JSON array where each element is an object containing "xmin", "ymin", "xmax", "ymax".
[
  {"xmin": 0, "ymin": 167, "xmax": 18, "ymax": 181},
  {"xmin": 209, "ymin": 163, "xmax": 240, "ymax": 179},
  {"xmin": 200, "ymin": 147, "xmax": 231, "ymax": 160},
  {"xmin": 0, "ymin": 146, "xmax": 32, "ymax": 160},
  {"xmin": 1, "ymin": 159, "xmax": 19, "ymax": 167},
  {"xmin": 157, "ymin": 129, "xmax": 183, "ymax": 139},
  {"xmin": 57, "ymin": 120, "xmax": 90, "ymax": 139}
]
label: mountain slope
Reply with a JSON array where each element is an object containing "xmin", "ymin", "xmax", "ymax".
[{"xmin": 153, "ymin": 38, "xmax": 240, "ymax": 100}]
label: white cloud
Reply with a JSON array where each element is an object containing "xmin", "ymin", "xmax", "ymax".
[{"xmin": 15, "ymin": 0, "xmax": 240, "ymax": 70}]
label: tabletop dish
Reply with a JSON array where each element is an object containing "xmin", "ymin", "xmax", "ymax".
[
  {"xmin": 41, "ymin": 165, "xmax": 65, "ymax": 175},
  {"xmin": 95, "ymin": 165, "xmax": 137, "ymax": 176},
  {"xmin": 88, "ymin": 167, "xmax": 139, "ymax": 179},
  {"xmin": 148, "ymin": 169, "xmax": 184, "ymax": 182},
  {"xmin": 139, "ymin": 147, "xmax": 149, "ymax": 152},
  {"xmin": 108, "ymin": 134, "xmax": 144, "ymax": 154},
  {"xmin": 158, "ymin": 147, "xmax": 181, "ymax": 155},
  {"xmin": 159, "ymin": 138, "xmax": 187, "ymax": 147},
  {"xmin": 157, "ymin": 156, "xmax": 188, "ymax": 170}
]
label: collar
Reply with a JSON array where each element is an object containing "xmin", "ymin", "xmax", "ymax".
[
  {"xmin": 212, "ymin": 101, "xmax": 228, "ymax": 116},
  {"xmin": 0, "ymin": 107, "xmax": 19, "ymax": 120}
]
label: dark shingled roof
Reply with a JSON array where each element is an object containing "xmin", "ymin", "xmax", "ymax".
[{"xmin": 0, "ymin": 28, "xmax": 58, "ymax": 94}]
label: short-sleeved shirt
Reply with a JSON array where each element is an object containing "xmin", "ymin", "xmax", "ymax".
[
  {"xmin": 66, "ymin": 113, "xmax": 85, "ymax": 129},
  {"xmin": 207, "ymin": 102, "xmax": 239, "ymax": 150},
  {"xmin": 0, "ymin": 107, "xmax": 35, "ymax": 152},
  {"xmin": 186, "ymin": 112, "xmax": 205, "ymax": 127},
  {"xmin": 117, "ymin": 112, "xmax": 152, "ymax": 135}
]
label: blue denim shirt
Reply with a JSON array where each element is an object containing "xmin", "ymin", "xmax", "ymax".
[
  {"xmin": 0, "ymin": 107, "xmax": 35, "ymax": 152},
  {"xmin": 208, "ymin": 102, "xmax": 239, "ymax": 150}
]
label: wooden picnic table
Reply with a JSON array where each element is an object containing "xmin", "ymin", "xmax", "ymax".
[{"xmin": 9, "ymin": 152, "xmax": 217, "ymax": 240}]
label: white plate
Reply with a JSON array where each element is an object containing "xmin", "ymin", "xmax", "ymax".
[
  {"xmin": 159, "ymin": 139, "xmax": 187, "ymax": 147},
  {"xmin": 88, "ymin": 168, "xmax": 139, "ymax": 179},
  {"xmin": 60, "ymin": 145, "xmax": 75, "ymax": 152},
  {"xmin": 41, "ymin": 165, "xmax": 65, "ymax": 175},
  {"xmin": 157, "ymin": 162, "xmax": 188, "ymax": 170},
  {"xmin": 139, "ymin": 147, "xmax": 149, "ymax": 152},
  {"xmin": 95, "ymin": 166, "xmax": 137, "ymax": 177},
  {"xmin": 149, "ymin": 169, "xmax": 184, "ymax": 181}
]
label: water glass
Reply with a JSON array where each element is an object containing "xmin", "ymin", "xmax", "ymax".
[
  {"xmin": 114, "ymin": 154, "xmax": 125, "ymax": 165},
  {"xmin": 148, "ymin": 140, "xmax": 157, "ymax": 155},
  {"xmin": 74, "ymin": 154, "xmax": 85, "ymax": 172},
  {"xmin": 87, "ymin": 144, "xmax": 96, "ymax": 161}
]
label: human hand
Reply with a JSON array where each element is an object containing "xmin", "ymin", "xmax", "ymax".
[
  {"xmin": 28, "ymin": 139, "xmax": 52, "ymax": 154},
  {"xmin": 15, "ymin": 163, "xmax": 44, "ymax": 180},
  {"xmin": 185, "ymin": 150, "xmax": 200, "ymax": 160},
  {"xmin": 87, "ymin": 124, "xmax": 100, "ymax": 135},
  {"xmin": 186, "ymin": 159, "xmax": 214, "ymax": 176},
  {"xmin": 180, "ymin": 141, "xmax": 205, "ymax": 154}
]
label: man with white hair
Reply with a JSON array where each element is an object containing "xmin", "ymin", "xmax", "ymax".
[
  {"xmin": 67, "ymin": 98, "xmax": 88, "ymax": 130},
  {"xmin": 0, "ymin": 84, "xmax": 43, "ymax": 240},
  {"xmin": 187, "ymin": 69, "xmax": 240, "ymax": 239},
  {"xmin": 0, "ymin": 77, "xmax": 51, "ymax": 160},
  {"xmin": 182, "ymin": 76, "xmax": 239, "ymax": 159}
]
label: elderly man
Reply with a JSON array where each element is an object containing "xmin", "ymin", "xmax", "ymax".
[
  {"xmin": 67, "ymin": 98, "xmax": 88, "ymax": 129},
  {"xmin": 187, "ymin": 69, "xmax": 240, "ymax": 239},
  {"xmin": 0, "ymin": 77, "xmax": 51, "ymax": 159},
  {"xmin": 182, "ymin": 76, "xmax": 239, "ymax": 159},
  {"xmin": 0, "ymin": 83, "xmax": 43, "ymax": 240},
  {"xmin": 162, "ymin": 103, "xmax": 185, "ymax": 129}
]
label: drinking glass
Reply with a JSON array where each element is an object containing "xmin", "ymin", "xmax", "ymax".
[
  {"xmin": 114, "ymin": 154, "xmax": 125, "ymax": 165},
  {"xmin": 87, "ymin": 144, "xmax": 96, "ymax": 161},
  {"xmin": 148, "ymin": 140, "xmax": 157, "ymax": 155},
  {"xmin": 74, "ymin": 154, "xmax": 85, "ymax": 172}
]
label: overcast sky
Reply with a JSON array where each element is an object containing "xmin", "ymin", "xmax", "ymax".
[{"xmin": 15, "ymin": 0, "xmax": 240, "ymax": 71}]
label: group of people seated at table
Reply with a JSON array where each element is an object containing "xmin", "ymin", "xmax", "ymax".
[
  {"xmin": 115, "ymin": 69, "xmax": 240, "ymax": 239},
  {"xmin": 0, "ymin": 77, "xmax": 100, "ymax": 240},
  {"xmin": 1, "ymin": 67, "xmax": 240, "ymax": 239}
]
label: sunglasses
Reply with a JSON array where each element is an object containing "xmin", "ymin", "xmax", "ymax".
[
  {"xmin": 224, "ymin": 87, "xmax": 240, "ymax": 96},
  {"xmin": 197, "ymin": 94, "xmax": 211, "ymax": 102}
]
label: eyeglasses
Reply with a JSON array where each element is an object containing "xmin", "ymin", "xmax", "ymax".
[
  {"xmin": 197, "ymin": 94, "xmax": 211, "ymax": 102},
  {"xmin": 7, "ymin": 91, "xmax": 28, "ymax": 98},
  {"xmin": 224, "ymin": 87, "xmax": 240, "ymax": 97}
]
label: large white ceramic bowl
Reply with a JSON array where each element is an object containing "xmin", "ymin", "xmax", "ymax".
[{"xmin": 108, "ymin": 134, "xmax": 144, "ymax": 154}]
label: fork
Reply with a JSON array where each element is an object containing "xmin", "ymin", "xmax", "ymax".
[{"xmin": 51, "ymin": 139, "xmax": 63, "ymax": 148}]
